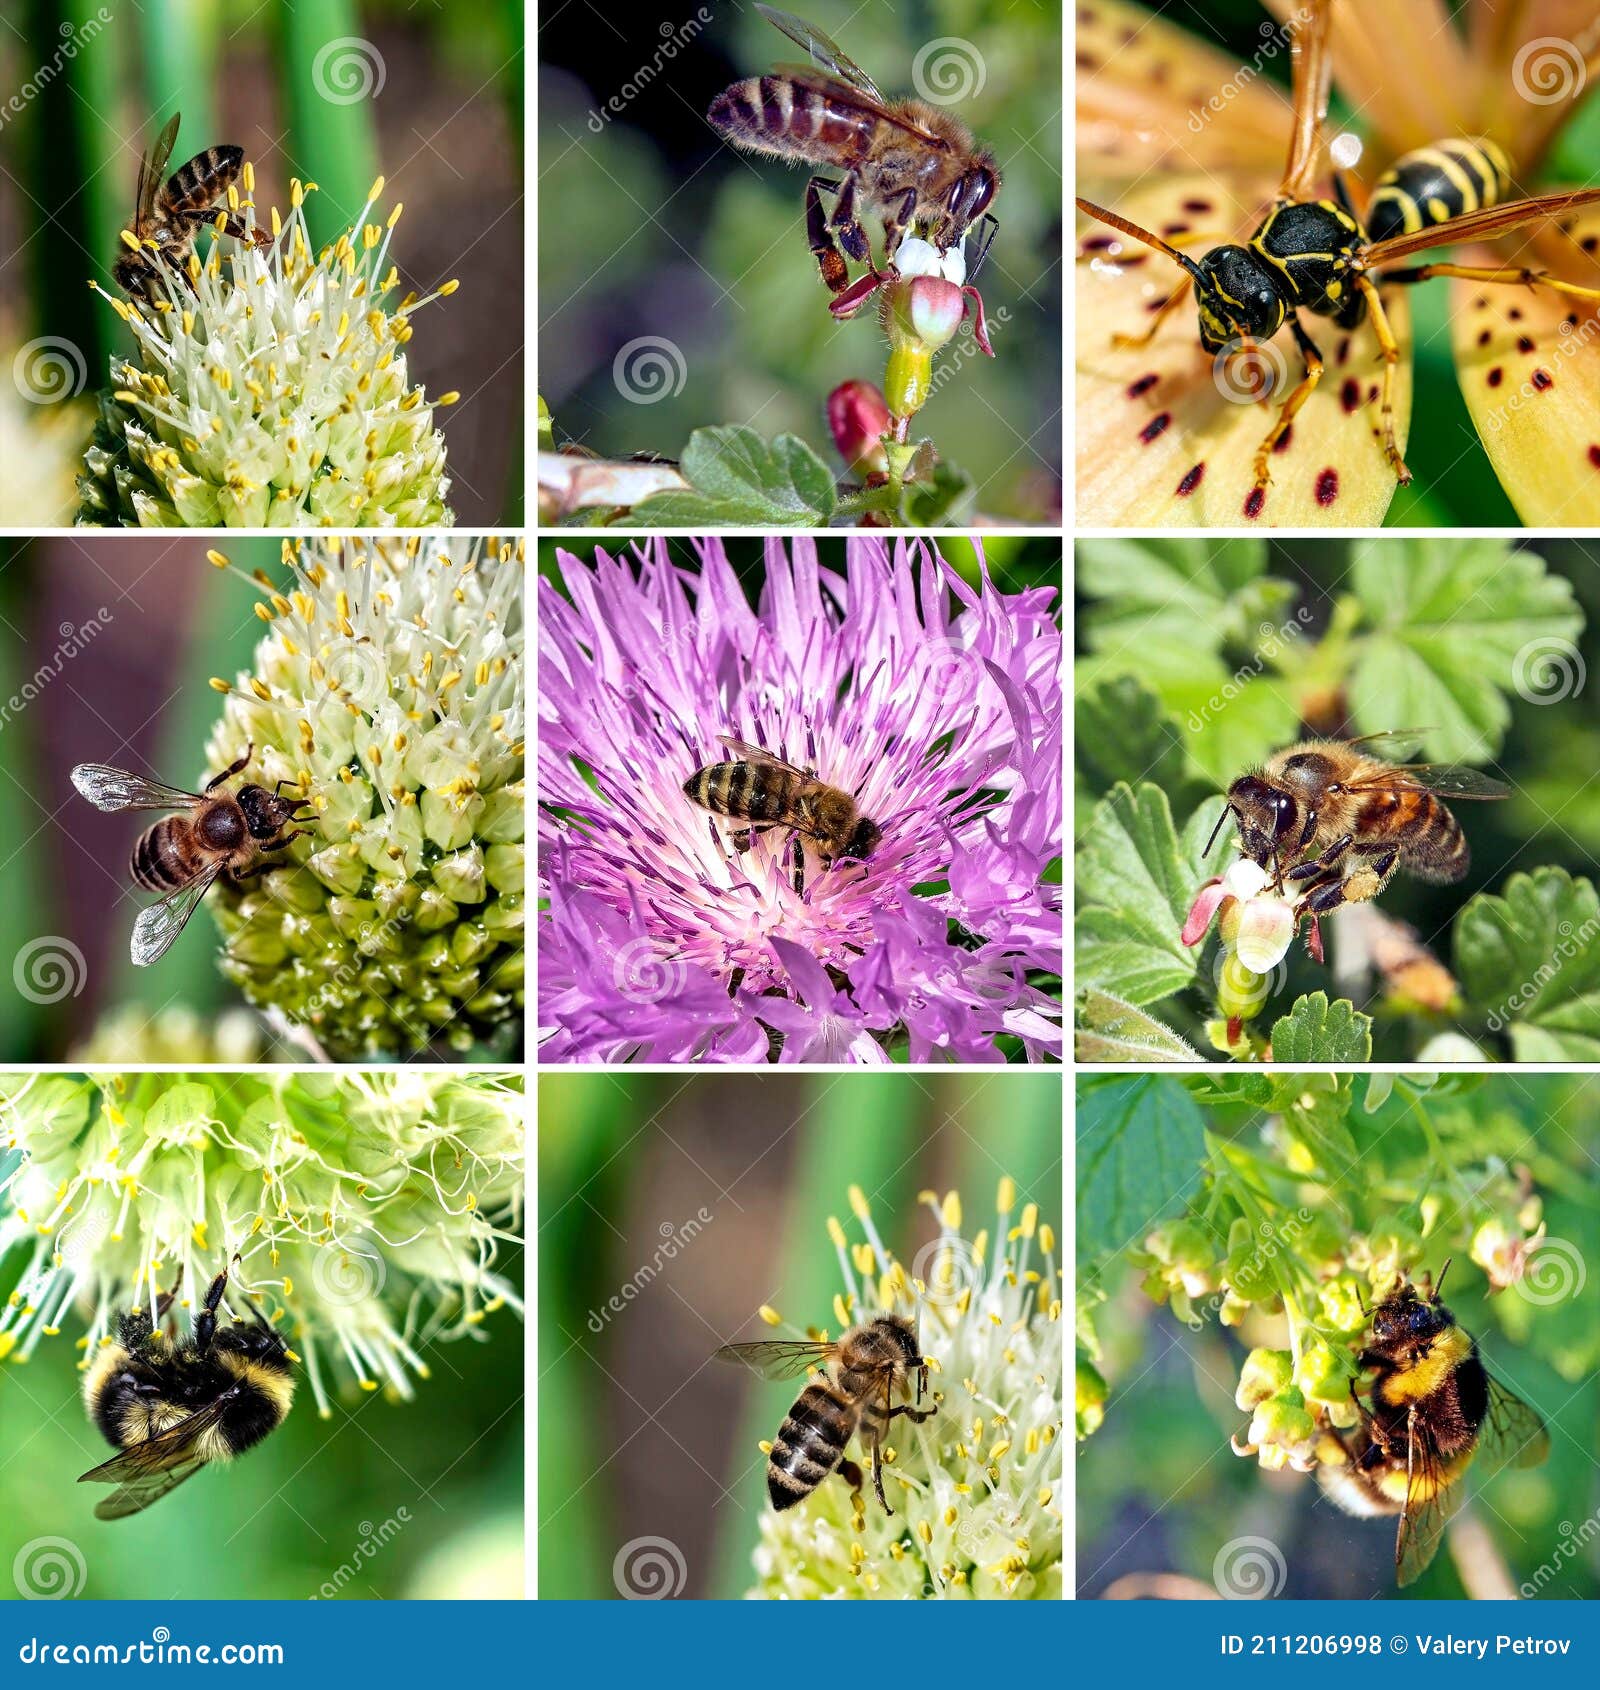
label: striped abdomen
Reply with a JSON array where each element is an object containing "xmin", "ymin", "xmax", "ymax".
[
  {"xmin": 708, "ymin": 76, "xmax": 878, "ymax": 165},
  {"xmin": 767, "ymin": 1381, "xmax": 856, "ymax": 1510},
  {"xmin": 1356, "ymin": 789, "xmax": 1469, "ymax": 882},
  {"xmin": 131, "ymin": 816, "xmax": 206, "ymax": 892},
  {"xmin": 159, "ymin": 146, "xmax": 245, "ymax": 217},
  {"xmin": 1365, "ymin": 138, "xmax": 1513, "ymax": 244},
  {"xmin": 683, "ymin": 760, "xmax": 803, "ymax": 825}
]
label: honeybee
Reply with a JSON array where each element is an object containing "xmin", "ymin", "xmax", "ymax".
[
  {"xmin": 682, "ymin": 736, "xmax": 881, "ymax": 896},
  {"xmin": 1208, "ymin": 733, "xmax": 1508, "ymax": 916},
  {"xmin": 708, "ymin": 6, "xmax": 999, "ymax": 298},
  {"xmin": 80, "ymin": 1257, "xmax": 295, "ymax": 1520},
  {"xmin": 113, "ymin": 112, "xmax": 269, "ymax": 302},
  {"xmin": 1317, "ymin": 1265, "xmax": 1549, "ymax": 1586},
  {"xmin": 70, "ymin": 743, "xmax": 311, "ymax": 966},
  {"xmin": 716, "ymin": 1313, "xmax": 935, "ymax": 1515}
]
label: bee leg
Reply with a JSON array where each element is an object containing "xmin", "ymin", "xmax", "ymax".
[
  {"xmin": 1285, "ymin": 833, "xmax": 1354, "ymax": 881},
  {"xmin": 1354, "ymin": 273, "xmax": 1411, "ymax": 485},
  {"xmin": 967, "ymin": 211, "xmax": 1000, "ymax": 280},
  {"xmin": 805, "ymin": 176, "xmax": 851, "ymax": 294},
  {"xmin": 194, "ymin": 1262, "xmax": 231, "ymax": 1354},
  {"xmin": 880, "ymin": 187, "xmax": 918, "ymax": 264},
  {"xmin": 206, "ymin": 744, "xmax": 254, "ymax": 790},
  {"xmin": 884, "ymin": 1404, "xmax": 936, "ymax": 1425},
  {"xmin": 729, "ymin": 823, "xmax": 779, "ymax": 854},
  {"xmin": 834, "ymin": 1456, "xmax": 865, "ymax": 1502},
  {"xmin": 829, "ymin": 173, "xmax": 871, "ymax": 266},
  {"xmin": 1253, "ymin": 315, "xmax": 1324, "ymax": 488},
  {"xmin": 153, "ymin": 1264, "xmax": 185, "ymax": 1323},
  {"xmin": 791, "ymin": 833, "xmax": 806, "ymax": 898},
  {"xmin": 867, "ymin": 1436, "xmax": 891, "ymax": 1515}
]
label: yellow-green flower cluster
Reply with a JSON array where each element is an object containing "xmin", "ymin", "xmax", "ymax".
[
  {"xmin": 204, "ymin": 535, "xmax": 524, "ymax": 1059},
  {"xmin": 78, "ymin": 174, "xmax": 457, "ymax": 528},
  {"xmin": 0, "ymin": 1071, "xmax": 523, "ymax": 1413},
  {"xmin": 748, "ymin": 1179, "xmax": 1062, "ymax": 1599}
]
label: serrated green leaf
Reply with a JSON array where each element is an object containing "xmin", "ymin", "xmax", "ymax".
[
  {"xmin": 1346, "ymin": 540, "xmax": 1583, "ymax": 762},
  {"xmin": 901, "ymin": 455, "xmax": 976, "ymax": 526},
  {"xmin": 1077, "ymin": 537, "xmax": 1295, "ymax": 656},
  {"xmin": 633, "ymin": 426, "xmax": 837, "ymax": 526},
  {"xmin": 1455, "ymin": 867, "xmax": 1600, "ymax": 1060},
  {"xmin": 1076, "ymin": 989, "xmax": 1200, "ymax": 1063},
  {"xmin": 1073, "ymin": 673, "xmax": 1198, "ymax": 807},
  {"xmin": 1076, "ymin": 1075, "xmax": 1207, "ymax": 1267},
  {"xmin": 1270, "ymin": 992, "xmax": 1373, "ymax": 1062},
  {"xmin": 1076, "ymin": 782, "xmax": 1200, "ymax": 1007}
]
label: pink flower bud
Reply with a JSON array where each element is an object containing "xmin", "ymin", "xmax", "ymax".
[
  {"xmin": 889, "ymin": 274, "xmax": 967, "ymax": 351},
  {"xmin": 826, "ymin": 380, "xmax": 891, "ymax": 476}
]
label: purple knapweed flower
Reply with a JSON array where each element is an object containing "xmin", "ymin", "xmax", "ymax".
[{"xmin": 537, "ymin": 538, "xmax": 1062, "ymax": 1063}]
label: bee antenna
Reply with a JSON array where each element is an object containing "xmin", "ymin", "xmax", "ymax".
[
  {"xmin": 1432, "ymin": 1258, "xmax": 1452, "ymax": 1301},
  {"xmin": 1202, "ymin": 802, "xmax": 1235, "ymax": 857}
]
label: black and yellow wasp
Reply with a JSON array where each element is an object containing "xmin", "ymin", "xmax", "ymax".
[{"xmin": 1076, "ymin": 0, "xmax": 1600, "ymax": 494}]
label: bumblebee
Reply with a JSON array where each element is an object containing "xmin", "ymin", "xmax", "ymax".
[
  {"xmin": 1318, "ymin": 1265, "xmax": 1549, "ymax": 1586},
  {"xmin": 80, "ymin": 1259, "xmax": 295, "ymax": 1519}
]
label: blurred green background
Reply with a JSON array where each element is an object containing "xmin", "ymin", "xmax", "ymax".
[
  {"xmin": 538, "ymin": 1070, "xmax": 1061, "ymax": 1598},
  {"xmin": 1077, "ymin": 1072, "xmax": 1600, "ymax": 1600},
  {"xmin": 0, "ymin": 1072, "xmax": 523, "ymax": 1602},
  {"xmin": 1088, "ymin": 0, "xmax": 1600, "ymax": 527},
  {"xmin": 538, "ymin": 1, "xmax": 1062, "ymax": 521},
  {"xmin": 0, "ymin": 534, "xmax": 522, "ymax": 1064},
  {"xmin": 0, "ymin": 0, "xmax": 524, "ymax": 525}
]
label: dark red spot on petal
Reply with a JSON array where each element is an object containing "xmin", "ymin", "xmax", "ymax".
[
  {"xmin": 1182, "ymin": 198, "xmax": 1212, "ymax": 214},
  {"xmin": 1140, "ymin": 411, "xmax": 1172, "ymax": 443},
  {"xmin": 1126, "ymin": 372, "xmax": 1159, "ymax": 398},
  {"xmin": 1274, "ymin": 425, "xmax": 1293, "ymax": 454},
  {"xmin": 1336, "ymin": 336, "xmax": 1351, "ymax": 366},
  {"xmin": 1508, "ymin": 307, "xmax": 1524, "ymax": 321},
  {"xmin": 1589, "ymin": 445, "xmax": 1600, "ymax": 470},
  {"xmin": 1516, "ymin": 335, "xmax": 1535, "ymax": 354},
  {"xmin": 1368, "ymin": 383, "xmax": 1379, "ymax": 404},
  {"xmin": 1476, "ymin": 329, "xmax": 1492, "ymax": 347},
  {"xmin": 1474, "ymin": 294, "xmax": 1489, "ymax": 309},
  {"xmin": 1176, "ymin": 462, "xmax": 1205, "ymax": 495},
  {"xmin": 1340, "ymin": 377, "xmax": 1360, "ymax": 413},
  {"xmin": 1162, "ymin": 223, "xmax": 1190, "ymax": 238},
  {"xmin": 1487, "ymin": 367, "xmax": 1503, "ymax": 387},
  {"xmin": 1532, "ymin": 368, "xmax": 1553, "ymax": 391},
  {"xmin": 1243, "ymin": 486, "xmax": 1265, "ymax": 519},
  {"xmin": 1582, "ymin": 235, "xmax": 1598, "ymax": 254},
  {"xmin": 1081, "ymin": 235, "xmax": 1117, "ymax": 252},
  {"xmin": 1315, "ymin": 468, "xmax": 1339, "ymax": 506}
]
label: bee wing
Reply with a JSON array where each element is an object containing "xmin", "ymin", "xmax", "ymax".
[
  {"xmin": 131, "ymin": 861, "xmax": 224, "ymax": 968},
  {"xmin": 78, "ymin": 1398, "xmax": 226, "ymax": 1519},
  {"xmin": 1338, "ymin": 730, "xmax": 1432, "ymax": 761},
  {"xmin": 71, "ymin": 763, "xmax": 203, "ymax": 812},
  {"xmin": 716, "ymin": 736, "xmax": 813, "ymax": 777},
  {"xmin": 756, "ymin": 5, "xmax": 886, "ymax": 102},
  {"xmin": 1364, "ymin": 188, "xmax": 1600, "ymax": 266},
  {"xmin": 713, "ymin": 1338, "xmax": 839, "ymax": 1380},
  {"xmin": 136, "ymin": 113, "xmax": 182, "ymax": 226},
  {"xmin": 1474, "ymin": 1374, "xmax": 1551, "ymax": 1479},
  {"xmin": 1391, "ymin": 1419, "xmax": 1467, "ymax": 1587},
  {"xmin": 1341, "ymin": 765, "xmax": 1511, "ymax": 799}
]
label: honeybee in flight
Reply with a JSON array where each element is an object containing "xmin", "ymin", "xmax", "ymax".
[
  {"xmin": 113, "ymin": 112, "xmax": 269, "ymax": 302},
  {"xmin": 80, "ymin": 1256, "xmax": 295, "ymax": 1520},
  {"xmin": 1318, "ymin": 1265, "xmax": 1548, "ymax": 1586},
  {"xmin": 716, "ymin": 1313, "xmax": 935, "ymax": 1515},
  {"xmin": 70, "ymin": 743, "xmax": 311, "ymax": 966},
  {"xmin": 682, "ymin": 736, "xmax": 881, "ymax": 896},
  {"xmin": 708, "ymin": 6, "xmax": 999, "ymax": 302},
  {"xmin": 1209, "ymin": 733, "xmax": 1508, "ymax": 916}
]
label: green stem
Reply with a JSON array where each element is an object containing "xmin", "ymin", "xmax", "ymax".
[{"xmin": 137, "ymin": 0, "xmax": 218, "ymax": 143}]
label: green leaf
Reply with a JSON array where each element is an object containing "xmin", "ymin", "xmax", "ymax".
[
  {"xmin": 1073, "ymin": 673, "xmax": 1198, "ymax": 807},
  {"xmin": 1076, "ymin": 782, "xmax": 1200, "ymax": 1007},
  {"xmin": 1076, "ymin": 1075, "xmax": 1207, "ymax": 1267},
  {"xmin": 633, "ymin": 426, "xmax": 837, "ymax": 526},
  {"xmin": 1076, "ymin": 537, "xmax": 1294, "ymax": 654},
  {"xmin": 900, "ymin": 455, "xmax": 977, "ymax": 526},
  {"xmin": 1270, "ymin": 992, "xmax": 1373, "ymax": 1062},
  {"xmin": 1075, "ymin": 990, "xmax": 1200, "ymax": 1063},
  {"xmin": 1346, "ymin": 540, "xmax": 1584, "ymax": 762},
  {"xmin": 1455, "ymin": 867, "xmax": 1600, "ymax": 1060},
  {"xmin": 142, "ymin": 1082, "xmax": 216, "ymax": 1138}
]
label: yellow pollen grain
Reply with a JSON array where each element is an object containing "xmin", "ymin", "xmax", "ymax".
[
  {"xmin": 916, "ymin": 1521, "xmax": 933, "ymax": 1545},
  {"xmin": 758, "ymin": 1304, "xmax": 782, "ymax": 1327},
  {"xmin": 997, "ymin": 1176, "xmax": 1016, "ymax": 1213}
]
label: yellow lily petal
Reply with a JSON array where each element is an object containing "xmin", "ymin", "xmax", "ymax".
[
  {"xmin": 1076, "ymin": 174, "xmax": 1412, "ymax": 526},
  {"xmin": 1450, "ymin": 205, "xmax": 1600, "ymax": 525},
  {"xmin": 1077, "ymin": 0, "xmax": 1290, "ymax": 190}
]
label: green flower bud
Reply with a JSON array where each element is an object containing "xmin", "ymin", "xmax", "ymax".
[{"xmin": 1236, "ymin": 1347, "xmax": 1294, "ymax": 1410}]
